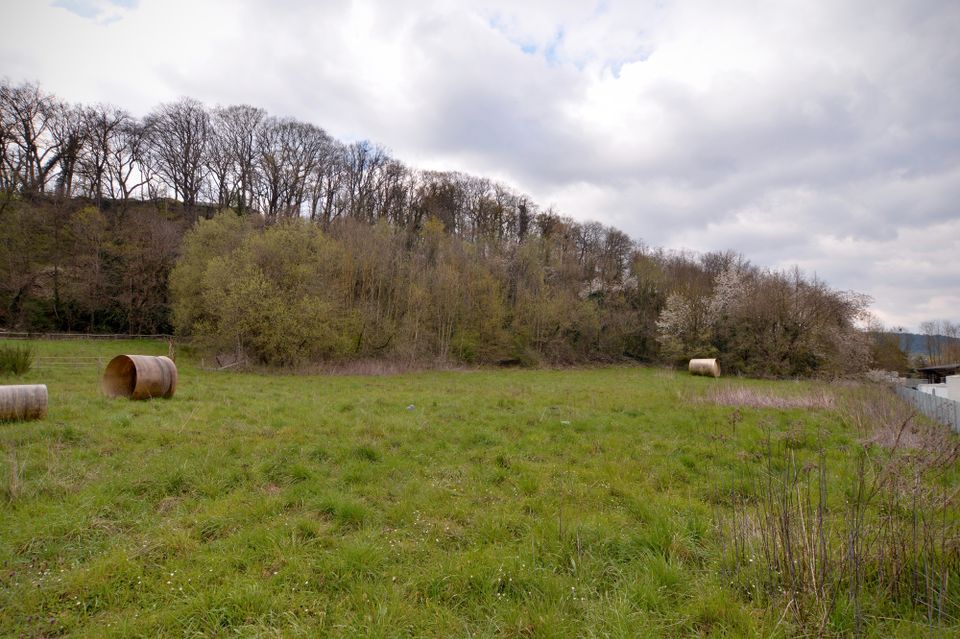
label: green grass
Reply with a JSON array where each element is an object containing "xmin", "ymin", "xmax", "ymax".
[{"xmin": 0, "ymin": 339, "xmax": 956, "ymax": 637}]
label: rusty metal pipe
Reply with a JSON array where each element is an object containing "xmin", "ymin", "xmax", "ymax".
[{"xmin": 102, "ymin": 355, "xmax": 177, "ymax": 399}]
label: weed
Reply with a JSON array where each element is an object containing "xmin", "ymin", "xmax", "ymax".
[
  {"xmin": 0, "ymin": 343, "xmax": 33, "ymax": 376},
  {"xmin": 718, "ymin": 390, "xmax": 960, "ymax": 636}
]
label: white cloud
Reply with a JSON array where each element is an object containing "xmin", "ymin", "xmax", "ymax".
[{"xmin": 1, "ymin": 0, "xmax": 958, "ymax": 330}]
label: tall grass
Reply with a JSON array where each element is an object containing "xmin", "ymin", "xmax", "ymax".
[
  {"xmin": 704, "ymin": 383, "xmax": 836, "ymax": 409},
  {"xmin": 0, "ymin": 343, "xmax": 33, "ymax": 376},
  {"xmin": 1, "ymin": 442, "xmax": 20, "ymax": 502},
  {"xmin": 718, "ymin": 387, "xmax": 960, "ymax": 635}
]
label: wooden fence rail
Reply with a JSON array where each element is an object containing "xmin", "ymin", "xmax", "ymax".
[
  {"xmin": 0, "ymin": 332, "xmax": 175, "ymax": 341},
  {"xmin": 32, "ymin": 356, "xmax": 106, "ymax": 370}
]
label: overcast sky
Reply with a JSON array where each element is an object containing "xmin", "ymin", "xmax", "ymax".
[{"xmin": 2, "ymin": 0, "xmax": 958, "ymax": 330}]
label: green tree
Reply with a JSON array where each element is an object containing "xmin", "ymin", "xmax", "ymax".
[
  {"xmin": 170, "ymin": 210, "xmax": 255, "ymax": 336},
  {"xmin": 179, "ymin": 219, "xmax": 354, "ymax": 365}
]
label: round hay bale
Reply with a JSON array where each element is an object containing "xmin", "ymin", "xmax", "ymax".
[
  {"xmin": 0, "ymin": 384, "xmax": 48, "ymax": 421},
  {"xmin": 688, "ymin": 358, "xmax": 721, "ymax": 378},
  {"xmin": 102, "ymin": 355, "xmax": 177, "ymax": 399}
]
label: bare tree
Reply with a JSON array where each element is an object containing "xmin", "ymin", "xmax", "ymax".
[
  {"xmin": 307, "ymin": 139, "xmax": 348, "ymax": 225},
  {"xmin": 0, "ymin": 80, "xmax": 62, "ymax": 192},
  {"xmin": 209, "ymin": 104, "xmax": 265, "ymax": 213},
  {"xmin": 376, "ymin": 159, "xmax": 412, "ymax": 227},
  {"xmin": 344, "ymin": 140, "xmax": 389, "ymax": 222},
  {"xmin": 144, "ymin": 98, "xmax": 210, "ymax": 217},
  {"xmin": 106, "ymin": 118, "xmax": 150, "ymax": 203},
  {"xmin": 413, "ymin": 171, "xmax": 466, "ymax": 234},
  {"xmin": 0, "ymin": 82, "xmax": 16, "ymax": 196},
  {"xmin": 49, "ymin": 102, "xmax": 88, "ymax": 198},
  {"xmin": 80, "ymin": 105, "xmax": 127, "ymax": 203},
  {"xmin": 255, "ymin": 117, "xmax": 329, "ymax": 220},
  {"xmin": 920, "ymin": 319, "xmax": 960, "ymax": 365},
  {"xmin": 205, "ymin": 115, "xmax": 235, "ymax": 211}
]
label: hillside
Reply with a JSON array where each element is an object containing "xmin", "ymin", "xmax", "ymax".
[
  {"xmin": 1, "ymin": 80, "xmax": 873, "ymax": 377},
  {"xmin": 896, "ymin": 332, "xmax": 960, "ymax": 359}
]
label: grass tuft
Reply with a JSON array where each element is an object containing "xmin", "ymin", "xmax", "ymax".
[{"xmin": 0, "ymin": 343, "xmax": 33, "ymax": 376}]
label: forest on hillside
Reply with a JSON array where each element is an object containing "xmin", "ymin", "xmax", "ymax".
[
  {"xmin": 896, "ymin": 327, "xmax": 960, "ymax": 364},
  {"xmin": 0, "ymin": 80, "xmax": 898, "ymax": 375}
]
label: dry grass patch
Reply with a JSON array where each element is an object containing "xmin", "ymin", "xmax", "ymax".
[
  {"xmin": 841, "ymin": 384, "xmax": 960, "ymax": 459},
  {"xmin": 703, "ymin": 383, "xmax": 836, "ymax": 410}
]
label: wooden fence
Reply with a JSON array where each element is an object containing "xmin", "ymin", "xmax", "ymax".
[
  {"xmin": 0, "ymin": 332, "xmax": 174, "ymax": 341},
  {"xmin": 32, "ymin": 356, "xmax": 107, "ymax": 371}
]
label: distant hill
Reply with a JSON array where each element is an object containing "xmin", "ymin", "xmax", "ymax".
[{"xmin": 894, "ymin": 332, "xmax": 960, "ymax": 358}]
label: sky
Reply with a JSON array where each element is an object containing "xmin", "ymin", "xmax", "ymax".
[{"xmin": 1, "ymin": 0, "xmax": 958, "ymax": 331}]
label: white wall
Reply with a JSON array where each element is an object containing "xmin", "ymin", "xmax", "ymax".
[
  {"xmin": 947, "ymin": 375, "xmax": 960, "ymax": 401},
  {"xmin": 918, "ymin": 383, "xmax": 949, "ymax": 398}
]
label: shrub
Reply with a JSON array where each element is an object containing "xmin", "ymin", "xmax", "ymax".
[
  {"xmin": 0, "ymin": 344, "xmax": 33, "ymax": 376},
  {"xmin": 174, "ymin": 218, "xmax": 356, "ymax": 366}
]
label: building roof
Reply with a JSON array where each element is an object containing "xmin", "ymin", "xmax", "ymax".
[{"xmin": 915, "ymin": 363, "xmax": 960, "ymax": 373}]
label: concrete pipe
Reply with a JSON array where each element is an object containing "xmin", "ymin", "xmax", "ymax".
[
  {"xmin": 0, "ymin": 384, "xmax": 48, "ymax": 421},
  {"xmin": 689, "ymin": 358, "xmax": 721, "ymax": 378},
  {"xmin": 102, "ymin": 355, "xmax": 178, "ymax": 399}
]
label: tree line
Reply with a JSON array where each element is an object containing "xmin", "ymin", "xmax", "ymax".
[
  {"xmin": 1, "ymin": 79, "xmax": 541, "ymax": 239},
  {"xmin": 911, "ymin": 321, "xmax": 960, "ymax": 368},
  {"xmin": 1, "ymin": 80, "xmax": 890, "ymax": 375}
]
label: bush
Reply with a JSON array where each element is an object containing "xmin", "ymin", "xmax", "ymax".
[
  {"xmin": 175, "ymin": 218, "xmax": 356, "ymax": 366},
  {"xmin": 0, "ymin": 344, "xmax": 33, "ymax": 376}
]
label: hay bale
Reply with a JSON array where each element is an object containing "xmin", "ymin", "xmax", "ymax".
[
  {"xmin": 689, "ymin": 358, "xmax": 721, "ymax": 378},
  {"xmin": 0, "ymin": 384, "xmax": 48, "ymax": 421},
  {"xmin": 102, "ymin": 355, "xmax": 177, "ymax": 399}
]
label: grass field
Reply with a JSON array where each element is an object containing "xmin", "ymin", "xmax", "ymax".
[{"xmin": 0, "ymin": 339, "xmax": 957, "ymax": 637}]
